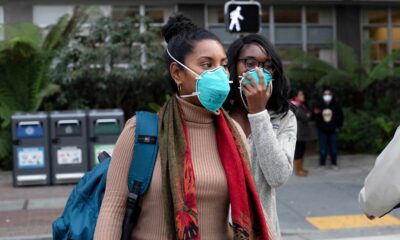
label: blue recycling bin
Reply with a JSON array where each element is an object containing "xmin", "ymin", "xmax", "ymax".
[{"xmin": 11, "ymin": 112, "xmax": 51, "ymax": 186}]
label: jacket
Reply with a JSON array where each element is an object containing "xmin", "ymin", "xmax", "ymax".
[
  {"xmin": 314, "ymin": 98, "xmax": 343, "ymax": 133},
  {"xmin": 290, "ymin": 99, "xmax": 311, "ymax": 141},
  {"xmin": 359, "ymin": 126, "xmax": 400, "ymax": 217}
]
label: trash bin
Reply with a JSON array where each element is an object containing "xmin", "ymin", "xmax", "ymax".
[
  {"xmin": 88, "ymin": 109, "xmax": 124, "ymax": 169},
  {"xmin": 11, "ymin": 112, "xmax": 51, "ymax": 186},
  {"xmin": 50, "ymin": 111, "xmax": 88, "ymax": 184}
]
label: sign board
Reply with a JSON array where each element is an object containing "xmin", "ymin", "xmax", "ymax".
[{"xmin": 224, "ymin": 1, "xmax": 261, "ymax": 33}]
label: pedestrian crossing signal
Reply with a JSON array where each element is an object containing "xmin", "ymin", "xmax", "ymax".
[{"xmin": 224, "ymin": 1, "xmax": 261, "ymax": 34}]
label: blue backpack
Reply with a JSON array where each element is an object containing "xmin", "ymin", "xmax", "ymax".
[{"xmin": 53, "ymin": 111, "xmax": 159, "ymax": 240}]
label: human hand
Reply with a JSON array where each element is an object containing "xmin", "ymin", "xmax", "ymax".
[{"xmin": 241, "ymin": 67, "xmax": 271, "ymax": 114}]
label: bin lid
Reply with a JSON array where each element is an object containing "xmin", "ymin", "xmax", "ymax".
[
  {"xmin": 12, "ymin": 112, "xmax": 47, "ymax": 120},
  {"xmin": 50, "ymin": 110, "xmax": 86, "ymax": 118},
  {"xmin": 88, "ymin": 109, "xmax": 123, "ymax": 117},
  {"xmin": 94, "ymin": 120, "xmax": 121, "ymax": 135}
]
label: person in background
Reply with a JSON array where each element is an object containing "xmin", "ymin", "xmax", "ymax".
[
  {"xmin": 290, "ymin": 89, "xmax": 311, "ymax": 176},
  {"xmin": 359, "ymin": 126, "xmax": 400, "ymax": 220},
  {"xmin": 224, "ymin": 34, "xmax": 297, "ymax": 239},
  {"xmin": 94, "ymin": 15, "xmax": 275, "ymax": 240},
  {"xmin": 314, "ymin": 87, "xmax": 343, "ymax": 170}
]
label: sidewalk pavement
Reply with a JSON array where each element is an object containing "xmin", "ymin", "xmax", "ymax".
[
  {"xmin": 0, "ymin": 172, "xmax": 72, "ymax": 239},
  {"xmin": 0, "ymin": 154, "xmax": 400, "ymax": 240},
  {"xmin": 277, "ymin": 154, "xmax": 400, "ymax": 240}
]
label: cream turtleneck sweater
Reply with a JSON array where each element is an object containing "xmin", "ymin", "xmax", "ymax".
[{"xmin": 94, "ymin": 97, "xmax": 244, "ymax": 239}]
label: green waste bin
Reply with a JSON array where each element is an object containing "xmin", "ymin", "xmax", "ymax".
[
  {"xmin": 88, "ymin": 109, "xmax": 124, "ymax": 169},
  {"xmin": 94, "ymin": 119, "xmax": 121, "ymax": 135}
]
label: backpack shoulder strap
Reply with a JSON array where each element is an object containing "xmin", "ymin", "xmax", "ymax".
[{"xmin": 127, "ymin": 111, "xmax": 159, "ymax": 195}]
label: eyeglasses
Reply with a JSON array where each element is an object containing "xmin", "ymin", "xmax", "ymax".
[{"xmin": 238, "ymin": 58, "xmax": 273, "ymax": 71}]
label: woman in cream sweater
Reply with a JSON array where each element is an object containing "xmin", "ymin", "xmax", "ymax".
[{"xmin": 224, "ymin": 34, "xmax": 297, "ymax": 239}]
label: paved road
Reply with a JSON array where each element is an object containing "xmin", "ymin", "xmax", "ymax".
[
  {"xmin": 278, "ymin": 154, "xmax": 400, "ymax": 240},
  {"xmin": 1, "ymin": 154, "xmax": 400, "ymax": 240}
]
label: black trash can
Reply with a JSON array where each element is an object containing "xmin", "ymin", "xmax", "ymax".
[{"xmin": 50, "ymin": 111, "xmax": 88, "ymax": 184}]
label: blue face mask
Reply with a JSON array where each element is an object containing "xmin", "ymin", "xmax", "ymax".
[
  {"xmin": 242, "ymin": 68, "xmax": 273, "ymax": 87},
  {"xmin": 167, "ymin": 49, "xmax": 231, "ymax": 112},
  {"xmin": 239, "ymin": 68, "xmax": 273, "ymax": 112}
]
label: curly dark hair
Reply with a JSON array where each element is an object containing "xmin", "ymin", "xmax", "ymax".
[{"xmin": 161, "ymin": 14, "xmax": 222, "ymax": 93}]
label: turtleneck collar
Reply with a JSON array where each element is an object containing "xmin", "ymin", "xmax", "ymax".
[{"xmin": 176, "ymin": 95, "xmax": 220, "ymax": 124}]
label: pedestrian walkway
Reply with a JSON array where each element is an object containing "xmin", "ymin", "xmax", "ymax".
[
  {"xmin": 1, "ymin": 154, "xmax": 400, "ymax": 240},
  {"xmin": 306, "ymin": 214, "xmax": 400, "ymax": 230},
  {"xmin": 324, "ymin": 234, "xmax": 400, "ymax": 240},
  {"xmin": 278, "ymin": 154, "xmax": 400, "ymax": 240},
  {"xmin": 0, "ymin": 171, "xmax": 72, "ymax": 239}
]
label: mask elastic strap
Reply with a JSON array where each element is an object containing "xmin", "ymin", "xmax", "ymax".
[
  {"xmin": 166, "ymin": 48, "xmax": 200, "ymax": 79},
  {"xmin": 180, "ymin": 92, "xmax": 200, "ymax": 98},
  {"xmin": 239, "ymin": 81, "xmax": 250, "ymax": 112}
]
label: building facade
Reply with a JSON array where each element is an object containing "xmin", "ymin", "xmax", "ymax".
[{"xmin": 1, "ymin": 0, "xmax": 400, "ymax": 65}]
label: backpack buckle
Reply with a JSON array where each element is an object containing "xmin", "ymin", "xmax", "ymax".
[{"xmin": 137, "ymin": 135, "xmax": 157, "ymax": 144}]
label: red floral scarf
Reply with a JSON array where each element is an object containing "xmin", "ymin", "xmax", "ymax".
[{"xmin": 159, "ymin": 96, "xmax": 274, "ymax": 240}]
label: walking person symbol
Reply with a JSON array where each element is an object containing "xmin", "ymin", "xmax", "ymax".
[{"xmin": 229, "ymin": 6, "xmax": 244, "ymax": 31}]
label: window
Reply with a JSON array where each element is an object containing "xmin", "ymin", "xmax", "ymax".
[
  {"xmin": 274, "ymin": 7, "xmax": 301, "ymax": 23},
  {"xmin": 208, "ymin": 6, "xmax": 225, "ymax": 24},
  {"xmin": 0, "ymin": 6, "xmax": 3, "ymax": 24},
  {"xmin": 261, "ymin": 6, "xmax": 269, "ymax": 23},
  {"xmin": 362, "ymin": 8, "xmax": 400, "ymax": 62},
  {"xmin": 307, "ymin": 7, "xmax": 333, "ymax": 24},
  {"xmin": 79, "ymin": 6, "xmax": 111, "ymax": 36},
  {"xmin": 305, "ymin": 7, "xmax": 334, "ymax": 64},
  {"xmin": 392, "ymin": 10, "xmax": 400, "ymax": 51},
  {"xmin": 112, "ymin": 6, "xmax": 139, "ymax": 21},
  {"xmin": 146, "ymin": 8, "xmax": 164, "ymax": 23},
  {"xmin": 205, "ymin": 5, "xmax": 334, "ymax": 64},
  {"xmin": 145, "ymin": 6, "xmax": 174, "ymax": 27},
  {"xmin": 367, "ymin": 10, "xmax": 387, "ymax": 24},
  {"xmin": 111, "ymin": 5, "xmax": 174, "ymax": 65},
  {"xmin": 274, "ymin": 7, "xmax": 302, "ymax": 45},
  {"xmin": 207, "ymin": 5, "xmax": 236, "ymax": 47},
  {"xmin": 274, "ymin": 6, "xmax": 335, "ymax": 64},
  {"xmin": 273, "ymin": 6, "xmax": 334, "ymax": 47},
  {"xmin": 33, "ymin": 6, "xmax": 74, "ymax": 28},
  {"xmin": 0, "ymin": 6, "xmax": 4, "ymax": 40},
  {"xmin": 86, "ymin": 6, "xmax": 112, "ymax": 21}
]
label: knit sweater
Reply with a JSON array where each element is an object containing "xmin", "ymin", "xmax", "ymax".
[
  {"xmin": 248, "ymin": 110, "xmax": 297, "ymax": 239},
  {"xmin": 94, "ymin": 97, "xmax": 250, "ymax": 239}
]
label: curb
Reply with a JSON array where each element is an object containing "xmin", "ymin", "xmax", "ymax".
[{"xmin": 0, "ymin": 235, "xmax": 51, "ymax": 240}]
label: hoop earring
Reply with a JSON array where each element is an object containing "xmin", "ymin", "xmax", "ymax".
[{"xmin": 178, "ymin": 84, "xmax": 182, "ymax": 92}]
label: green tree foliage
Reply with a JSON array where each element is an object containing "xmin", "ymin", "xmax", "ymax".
[
  {"xmin": 0, "ymin": 7, "xmax": 88, "ymax": 169},
  {"xmin": 46, "ymin": 14, "xmax": 170, "ymax": 118},
  {"xmin": 282, "ymin": 41, "xmax": 400, "ymax": 109},
  {"xmin": 281, "ymin": 41, "xmax": 400, "ymax": 153}
]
